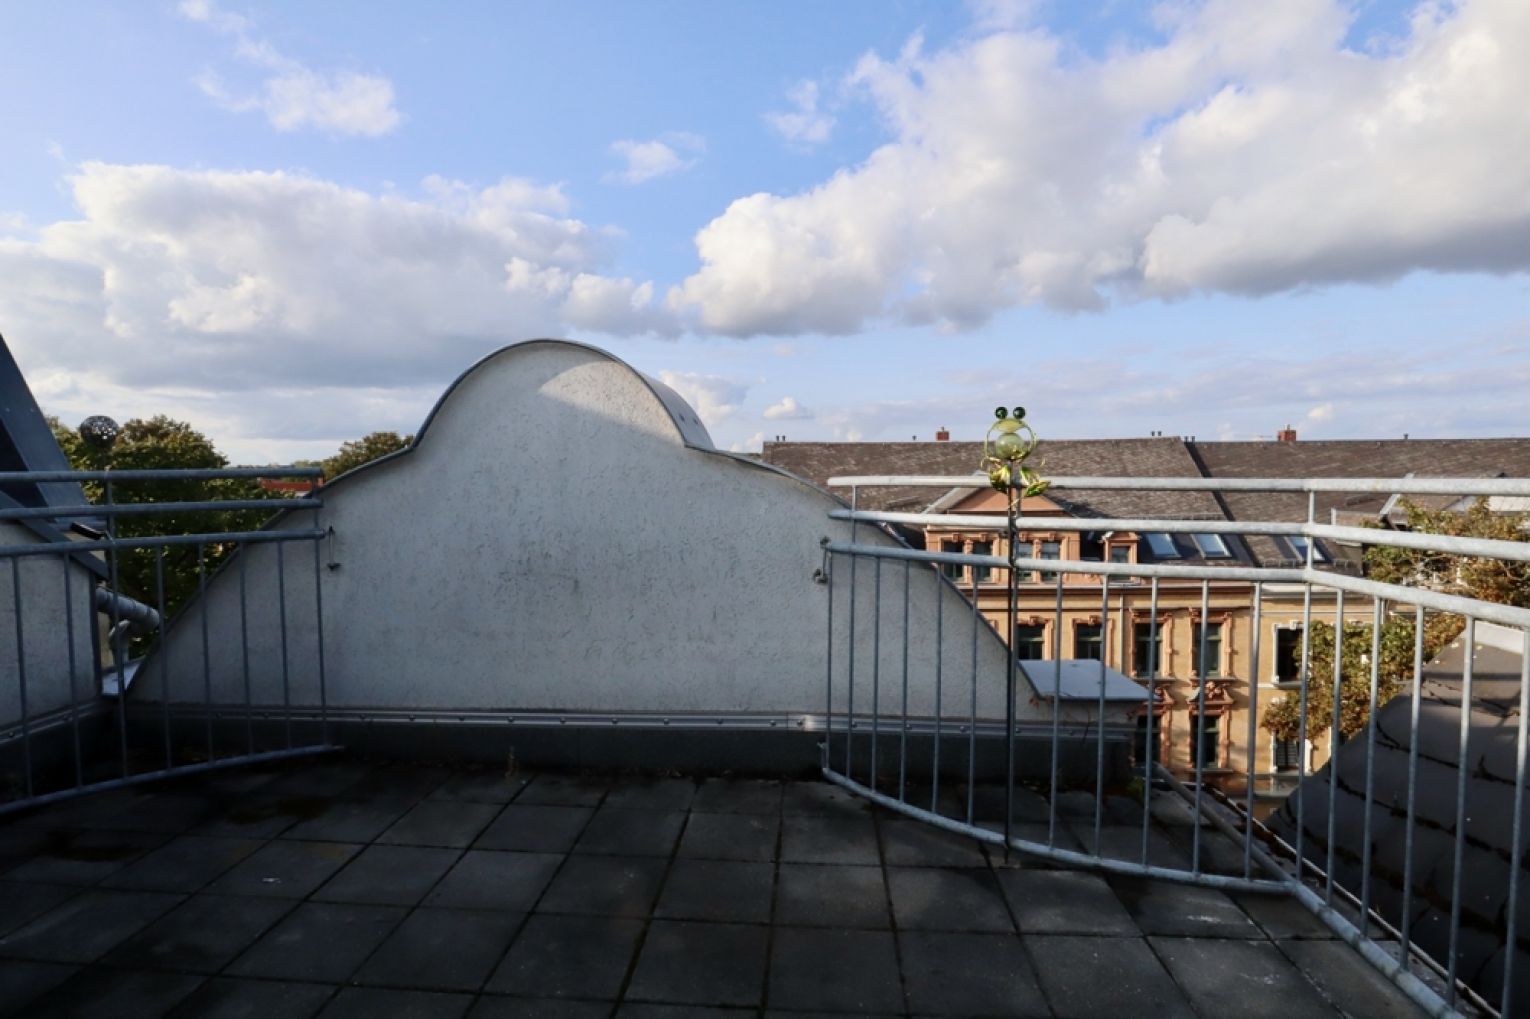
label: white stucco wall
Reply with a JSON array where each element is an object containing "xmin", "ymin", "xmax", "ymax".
[
  {"xmin": 0, "ymin": 523, "xmax": 98, "ymax": 729},
  {"xmin": 137, "ymin": 340, "xmax": 1074, "ymax": 725}
]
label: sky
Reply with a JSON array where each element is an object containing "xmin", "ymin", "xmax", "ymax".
[{"xmin": 1, "ymin": 0, "xmax": 1527, "ymax": 464}]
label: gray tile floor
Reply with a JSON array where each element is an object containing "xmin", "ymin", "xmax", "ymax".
[{"xmin": 0, "ymin": 757, "xmax": 1430, "ymax": 1018}]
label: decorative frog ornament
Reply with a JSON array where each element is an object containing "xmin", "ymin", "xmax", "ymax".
[{"xmin": 982, "ymin": 406, "xmax": 1049, "ymax": 496}]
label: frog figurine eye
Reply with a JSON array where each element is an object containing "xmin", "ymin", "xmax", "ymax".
[
  {"xmin": 1012, "ymin": 406, "xmax": 1026, "ymax": 421},
  {"xmin": 994, "ymin": 407, "xmax": 1008, "ymax": 420}
]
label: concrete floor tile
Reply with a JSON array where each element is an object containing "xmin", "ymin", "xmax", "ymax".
[
  {"xmin": 618, "ymin": 1006, "xmax": 755, "ymax": 1019},
  {"xmin": 574, "ymin": 808, "xmax": 685, "ymax": 857},
  {"xmin": 3, "ymin": 828, "xmax": 168, "ymax": 885},
  {"xmin": 780, "ymin": 816, "xmax": 880, "ymax": 866},
  {"xmin": 878, "ymin": 818, "xmax": 987, "ymax": 867},
  {"xmin": 0, "ymin": 888, "xmax": 183, "ymax": 963},
  {"xmin": 1025, "ymin": 935, "xmax": 1196, "ymax": 1019},
  {"xmin": 476, "ymin": 805, "xmax": 594, "ymax": 853},
  {"xmin": 0, "ymin": 880, "xmax": 81, "ymax": 938},
  {"xmin": 997, "ymin": 870, "xmax": 1139, "ymax": 936},
  {"xmin": 206, "ymin": 839, "xmax": 361, "ymax": 898},
  {"xmin": 1109, "ymin": 876, "xmax": 1262, "ymax": 938},
  {"xmin": 469, "ymin": 997, "xmax": 614, "ymax": 1019},
  {"xmin": 166, "ymin": 976, "xmax": 336, "ymax": 1019},
  {"xmin": 1278, "ymin": 939, "xmax": 1430, "ymax": 1018},
  {"xmin": 487, "ymin": 913, "xmax": 643, "ymax": 1000},
  {"xmin": 691, "ymin": 779, "xmax": 782, "ymax": 815},
  {"xmin": 98, "ymin": 833, "xmax": 263, "ymax": 893},
  {"xmin": 677, "ymin": 813, "xmax": 778, "ymax": 862},
  {"xmin": 314, "ymin": 844, "xmax": 462, "ymax": 906},
  {"xmin": 1150, "ymin": 937, "xmax": 1343, "ymax": 1018},
  {"xmin": 627, "ymin": 920, "xmax": 768, "ymax": 1007},
  {"xmin": 379, "ymin": 800, "xmax": 504, "ymax": 848},
  {"xmin": 886, "ymin": 867, "xmax": 1015, "ymax": 932},
  {"xmin": 355, "ymin": 907, "xmax": 524, "ymax": 991},
  {"xmin": 655, "ymin": 859, "xmax": 774, "ymax": 924},
  {"xmin": 767, "ymin": 927, "xmax": 903, "ymax": 1014},
  {"xmin": 226, "ymin": 901, "xmax": 406, "ymax": 983},
  {"xmin": 537, "ymin": 856, "xmax": 667, "ymax": 917},
  {"xmin": 780, "ymin": 783, "xmax": 868, "ymax": 818},
  {"xmin": 775, "ymin": 864, "xmax": 890, "ymax": 929},
  {"xmin": 429, "ymin": 769, "xmax": 533, "ymax": 804},
  {"xmin": 281, "ymin": 797, "xmax": 416, "ymax": 843},
  {"xmin": 104, "ymin": 893, "xmax": 293, "ymax": 972},
  {"xmin": 1233, "ymin": 892, "xmax": 1341, "ymax": 940},
  {"xmin": 516, "ymin": 774, "xmax": 610, "ymax": 807},
  {"xmin": 425, "ymin": 850, "xmax": 561, "ymax": 912},
  {"xmin": 898, "ymin": 930, "xmax": 1047, "ymax": 1017},
  {"xmin": 319, "ymin": 986, "xmax": 473, "ymax": 1018},
  {"xmin": 0, "ymin": 958, "xmax": 77, "ymax": 1012},
  {"xmin": 602, "ymin": 778, "xmax": 697, "ymax": 812},
  {"xmin": 20, "ymin": 965, "xmax": 203, "ymax": 1017}
]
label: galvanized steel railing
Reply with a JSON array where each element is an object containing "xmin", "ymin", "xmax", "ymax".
[
  {"xmin": 821, "ymin": 474, "xmax": 1530, "ymax": 1019},
  {"xmin": 0, "ymin": 466, "xmax": 335, "ymax": 813}
]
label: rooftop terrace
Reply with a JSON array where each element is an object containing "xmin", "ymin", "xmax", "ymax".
[{"xmin": 0, "ymin": 755, "xmax": 1429, "ymax": 1018}]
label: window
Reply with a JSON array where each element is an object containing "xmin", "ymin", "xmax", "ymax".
[
  {"xmin": 970, "ymin": 540, "xmax": 996, "ymax": 583},
  {"xmin": 1192, "ymin": 533, "xmax": 1231, "ymax": 558},
  {"xmin": 1273, "ymin": 736, "xmax": 1302, "ymax": 773},
  {"xmin": 1133, "ymin": 714, "xmax": 1161, "ymax": 767},
  {"xmin": 1075, "ymin": 623, "xmax": 1103, "ymax": 661},
  {"xmin": 1190, "ymin": 713, "xmax": 1220, "ymax": 768},
  {"xmin": 939, "ymin": 540, "xmax": 964, "ymax": 580},
  {"xmin": 1145, "ymin": 532, "xmax": 1179, "ymax": 558},
  {"xmin": 1274, "ymin": 627, "xmax": 1302, "ymax": 683},
  {"xmin": 1287, "ymin": 536, "xmax": 1327, "ymax": 562},
  {"xmin": 1108, "ymin": 545, "xmax": 1132, "ymax": 564},
  {"xmin": 1079, "ymin": 533, "xmax": 1104, "ymax": 561},
  {"xmin": 1013, "ymin": 624, "xmax": 1046, "ymax": 660},
  {"xmin": 1192, "ymin": 621, "xmax": 1223, "ymax": 678},
  {"xmin": 1037, "ymin": 540, "xmax": 1061, "ymax": 582},
  {"xmin": 1132, "ymin": 622, "xmax": 1163, "ymax": 678}
]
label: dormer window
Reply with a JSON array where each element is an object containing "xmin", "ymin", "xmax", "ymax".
[{"xmin": 1286, "ymin": 535, "xmax": 1327, "ymax": 562}]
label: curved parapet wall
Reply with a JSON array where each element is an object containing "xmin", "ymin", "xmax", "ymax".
[{"xmin": 135, "ymin": 340, "xmax": 1110, "ymax": 767}]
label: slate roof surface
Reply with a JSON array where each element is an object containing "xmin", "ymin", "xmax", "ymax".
[
  {"xmin": 0, "ymin": 756, "xmax": 1430, "ymax": 1017},
  {"xmin": 763, "ymin": 436, "xmax": 1530, "ymax": 570},
  {"xmin": 1267, "ymin": 629, "xmax": 1530, "ymax": 1013}
]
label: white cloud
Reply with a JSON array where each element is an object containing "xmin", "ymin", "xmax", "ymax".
[
  {"xmin": 730, "ymin": 431, "xmax": 766, "ymax": 454},
  {"xmin": 763, "ymin": 395, "xmax": 813, "ymax": 420},
  {"xmin": 1306, "ymin": 402, "xmax": 1335, "ymax": 422},
  {"xmin": 180, "ymin": 0, "xmax": 401, "ymax": 137},
  {"xmin": 605, "ymin": 133, "xmax": 705, "ymax": 185},
  {"xmin": 671, "ymin": 0, "xmax": 1530, "ymax": 336},
  {"xmin": 0, "ymin": 163, "xmax": 676, "ymax": 424},
  {"xmin": 657, "ymin": 370, "xmax": 748, "ymax": 426},
  {"xmin": 765, "ymin": 80, "xmax": 836, "ymax": 145}
]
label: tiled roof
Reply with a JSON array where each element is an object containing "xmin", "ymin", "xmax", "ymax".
[{"xmin": 762, "ymin": 436, "xmax": 1530, "ymax": 570}]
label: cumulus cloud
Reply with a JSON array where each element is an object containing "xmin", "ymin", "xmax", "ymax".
[
  {"xmin": 180, "ymin": 0, "xmax": 401, "ymax": 137},
  {"xmin": 657, "ymin": 371, "xmax": 748, "ymax": 426},
  {"xmin": 0, "ymin": 163, "xmax": 676, "ymax": 409},
  {"xmin": 763, "ymin": 395, "xmax": 813, "ymax": 420},
  {"xmin": 605, "ymin": 133, "xmax": 705, "ymax": 185},
  {"xmin": 670, "ymin": 0, "xmax": 1530, "ymax": 336},
  {"xmin": 765, "ymin": 81, "xmax": 835, "ymax": 145}
]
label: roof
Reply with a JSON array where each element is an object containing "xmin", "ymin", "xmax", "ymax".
[
  {"xmin": 1266, "ymin": 622, "xmax": 1530, "ymax": 1011},
  {"xmin": 762, "ymin": 435, "xmax": 1530, "ymax": 569},
  {"xmin": 0, "ymin": 332, "xmax": 87, "ymax": 517}
]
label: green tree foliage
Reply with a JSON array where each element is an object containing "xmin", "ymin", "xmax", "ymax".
[
  {"xmin": 48, "ymin": 415, "xmax": 278, "ymax": 629},
  {"xmin": 1260, "ymin": 613, "xmax": 1461, "ymax": 742},
  {"xmin": 1261, "ymin": 497, "xmax": 1528, "ymax": 742},
  {"xmin": 321, "ymin": 431, "xmax": 411, "ymax": 480}
]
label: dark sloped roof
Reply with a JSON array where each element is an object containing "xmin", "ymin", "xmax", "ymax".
[
  {"xmin": 1267, "ymin": 630, "xmax": 1530, "ymax": 1011},
  {"xmin": 0, "ymin": 333, "xmax": 86, "ymax": 515}
]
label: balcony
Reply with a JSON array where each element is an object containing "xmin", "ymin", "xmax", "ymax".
[{"xmin": 4, "ymin": 340, "xmax": 1529, "ymax": 1016}]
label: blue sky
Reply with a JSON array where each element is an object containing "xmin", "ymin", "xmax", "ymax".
[{"xmin": 1, "ymin": 0, "xmax": 1526, "ymax": 462}]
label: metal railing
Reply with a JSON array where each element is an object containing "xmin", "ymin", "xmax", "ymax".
[
  {"xmin": 820, "ymin": 474, "xmax": 1530, "ymax": 1019},
  {"xmin": 0, "ymin": 466, "xmax": 335, "ymax": 813}
]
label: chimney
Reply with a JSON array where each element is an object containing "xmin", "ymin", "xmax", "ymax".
[
  {"xmin": 935, "ymin": 427, "xmax": 950, "ymax": 442},
  {"xmin": 1277, "ymin": 425, "xmax": 1297, "ymax": 443}
]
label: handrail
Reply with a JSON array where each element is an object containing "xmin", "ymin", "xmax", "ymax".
[{"xmin": 827, "ymin": 473, "xmax": 1530, "ymax": 496}]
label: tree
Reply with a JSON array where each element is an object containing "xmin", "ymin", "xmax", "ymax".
[
  {"xmin": 48, "ymin": 415, "xmax": 279, "ymax": 634},
  {"xmin": 322, "ymin": 431, "xmax": 412, "ymax": 479},
  {"xmin": 1262, "ymin": 497, "xmax": 1528, "ymax": 743}
]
